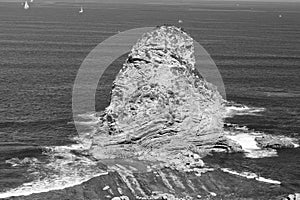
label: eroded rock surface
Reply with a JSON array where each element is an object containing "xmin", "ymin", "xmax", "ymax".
[
  {"xmin": 255, "ymin": 135, "xmax": 299, "ymax": 149},
  {"xmin": 90, "ymin": 26, "xmax": 233, "ymax": 164}
]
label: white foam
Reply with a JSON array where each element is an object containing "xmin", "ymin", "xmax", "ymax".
[
  {"xmin": 0, "ymin": 171, "xmax": 108, "ymax": 199},
  {"xmin": 221, "ymin": 168, "xmax": 281, "ymax": 185},
  {"xmin": 74, "ymin": 113, "xmax": 100, "ymax": 125},
  {"xmin": 77, "ymin": 112, "xmax": 99, "ymax": 120},
  {"xmin": 48, "ymin": 139, "xmax": 92, "ymax": 151},
  {"xmin": 0, "ymin": 111, "xmax": 110, "ymax": 199},
  {"xmin": 227, "ymin": 133, "xmax": 260, "ymax": 151},
  {"xmin": 225, "ymin": 102, "xmax": 265, "ymax": 117},
  {"xmin": 226, "ymin": 132, "xmax": 278, "ymax": 158},
  {"xmin": 256, "ymin": 177, "xmax": 281, "ymax": 184},
  {"xmin": 74, "ymin": 120, "xmax": 99, "ymax": 125},
  {"xmin": 1, "ymin": 141, "xmax": 107, "ymax": 199},
  {"xmin": 235, "ymin": 126, "xmax": 248, "ymax": 131}
]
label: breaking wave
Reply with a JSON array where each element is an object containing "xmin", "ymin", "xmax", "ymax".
[
  {"xmin": 221, "ymin": 168, "xmax": 281, "ymax": 185},
  {"xmin": 224, "ymin": 102, "xmax": 298, "ymax": 159},
  {"xmin": 223, "ymin": 102, "xmax": 277, "ymax": 158},
  {"xmin": 0, "ymin": 113, "xmax": 105, "ymax": 199},
  {"xmin": 225, "ymin": 101, "xmax": 265, "ymax": 117}
]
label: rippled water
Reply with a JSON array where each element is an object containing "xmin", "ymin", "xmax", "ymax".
[{"xmin": 0, "ymin": 1, "xmax": 299, "ymax": 198}]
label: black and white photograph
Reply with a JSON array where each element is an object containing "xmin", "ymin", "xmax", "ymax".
[{"xmin": 0, "ymin": 0, "xmax": 299, "ymax": 199}]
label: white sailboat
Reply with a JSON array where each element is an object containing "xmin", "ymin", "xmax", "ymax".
[
  {"xmin": 24, "ymin": 1, "xmax": 29, "ymax": 10},
  {"xmin": 79, "ymin": 6, "xmax": 84, "ymax": 14}
]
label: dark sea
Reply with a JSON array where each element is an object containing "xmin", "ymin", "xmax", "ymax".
[{"xmin": 0, "ymin": 1, "xmax": 299, "ymax": 198}]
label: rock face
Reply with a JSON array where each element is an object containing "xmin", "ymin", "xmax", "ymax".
[
  {"xmin": 282, "ymin": 193, "xmax": 300, "ymax": 200},
  {"xmin": 255, "ymin": 135, "xmax": 298, "ymax": 149},
  {"xmin": 91, "ymin": 26, "xmax": 229, "ymax": 163}
]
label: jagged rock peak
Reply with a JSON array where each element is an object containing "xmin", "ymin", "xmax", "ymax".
[
  {"xmin": 129, "ymin": 26, "xmax": 195, "ymax": 71},
  {"xmin": 91, "ymin": 26, "xmax": 231, "ymax": 166}
]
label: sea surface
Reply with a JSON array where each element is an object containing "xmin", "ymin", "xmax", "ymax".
[{"xmin": 0, "ymin": 1, "xmax": 299, "ymax": 198}]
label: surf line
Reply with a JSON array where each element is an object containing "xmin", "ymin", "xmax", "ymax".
[
  {"xmin": 0, "ymin": 171, "xmax": 109, "ymax": 199},
  {"xmin": 221, "ymin": 168, "xmax": 281, "ymax": 185}
]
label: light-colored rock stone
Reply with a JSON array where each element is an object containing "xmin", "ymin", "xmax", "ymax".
[
  {"xmin": 255, "ymin": 135, "xmax": 298, "ymax": 149},
  {"xmin": 210, "ymin": 192, "xmax": 217, "ymax": 197},
  {"xmin": 103, "ymin": 185, "xmax": 110, "ymax": 190},
  {"xmin": 90, "ymin": 26, "xmax": 235, "ymax": 170},
  {"xmin": 120, "ymin": 196, "xmax": 130, "ymax": 200},
  {"xmin": 288, "ymin": 194, "xmax": 295, "ymax": 200},
  {"xmin": 111, "ymin": 197, "xmax": 121, "ymax": 200}
]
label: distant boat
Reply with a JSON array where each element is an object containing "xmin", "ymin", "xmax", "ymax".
[
  {"xmin": 79, "ymin": 6, "xmax": 84, "ymax": 14},
  {"xmin": 30, "ymin": 0, "xmax": 33, "ymax": 2},
  {"xmin": 24, "ymin": 1, "xmax": 29, "ymax": 10},
  {"xmin": 279, "ymin": 14, "xmax": 282, "ymax": 18},
  {"xmin": 178, "ymin": 19, "xmax": 183, "ymax": 24}
]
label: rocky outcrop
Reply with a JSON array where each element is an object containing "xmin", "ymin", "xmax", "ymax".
[
  {"xmin": 282, "ymin": 193, "xmax": 300, "ymax": 200},
  {"xmin": 90, "ymin": 26, "xmax": 234, "ymax": 165},
  {"xmin": 255, "ymin": 135, "xmax": 299, "ymax": 149}
]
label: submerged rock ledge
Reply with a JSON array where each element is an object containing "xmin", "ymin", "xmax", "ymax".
[{"xmin": 90, "ymin": 26, "xmax": 240, "ymax": 166}]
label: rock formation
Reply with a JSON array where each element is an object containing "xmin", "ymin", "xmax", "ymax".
[
  {"xmin": 283, "ymin": 193, "xmax": 300, "ymax": 200},
  {"xmin": 255, "ymin": 135, "xmax": 298, "ymax": 149},
  {"xmin": 90, "ymin": 26, "xmax": 237, "ymax": 165}
]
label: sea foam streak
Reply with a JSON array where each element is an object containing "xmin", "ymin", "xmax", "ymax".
[
  {"xmin": 221, "ymin": 168, "xmax": 281, "ymax": 185},
  {"xmin": 225, "ymin": 101, "xmax": 265, "ymax": 117},
  {"xmin": 0, "ymin": 171, "xmax": 108, "ymax": 199}
]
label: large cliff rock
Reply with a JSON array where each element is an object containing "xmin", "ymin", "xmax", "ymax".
[{"xmin": 90, "ymin": 26, "xmax": 235, "ymax": 164}]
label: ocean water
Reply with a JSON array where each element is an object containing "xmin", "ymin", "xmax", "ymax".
[{"xmin": 0, "ymin": 1, "xmax": 299, "ymax": 198}]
